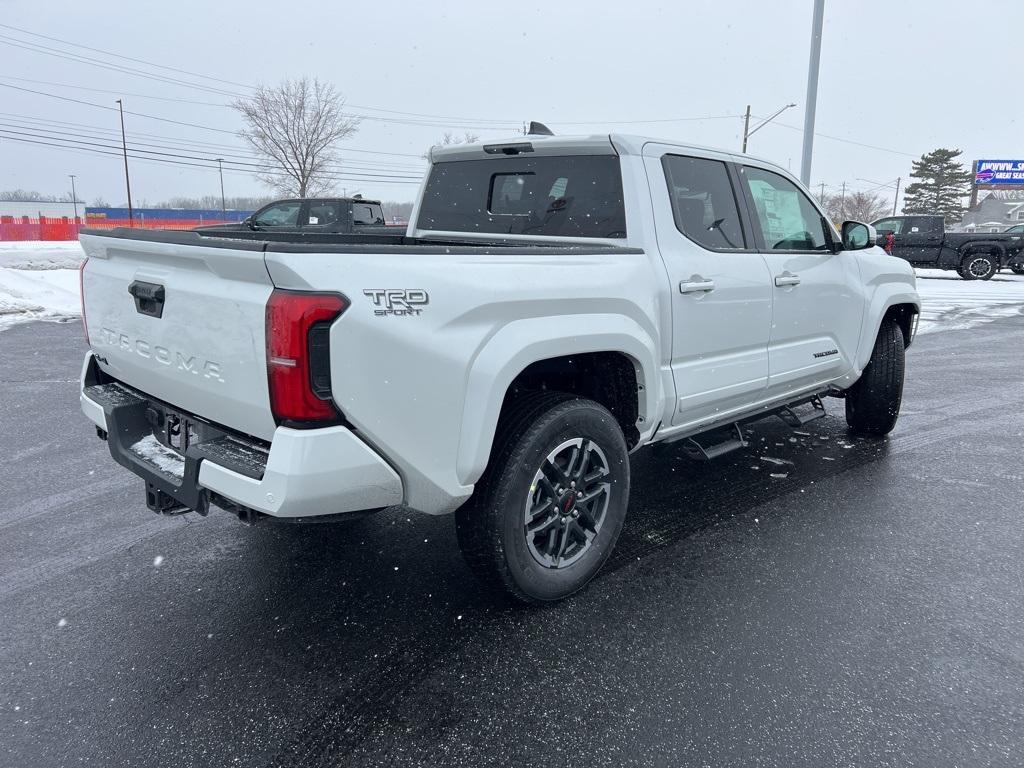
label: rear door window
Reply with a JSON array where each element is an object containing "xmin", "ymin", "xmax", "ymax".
[
  {"xmin": 662, "ymin": 155, "xmax": 746, "ymax": 250},
  {"xmin": 303, "ymin": 201, "xmax": 343, "ymax": 227},
  {"xmin": 418, "ymin": 155, "xmax": 626, "ymax": 238}
]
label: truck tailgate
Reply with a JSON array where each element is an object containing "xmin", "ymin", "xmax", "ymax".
[{"xmin": 80, "ymin": 232, "xmax": 277, "ymax": 441}]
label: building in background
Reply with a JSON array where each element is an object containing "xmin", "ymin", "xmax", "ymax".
[{"xmin": 957, "ymin": 195, "xmax": 1024, "ymax": 233}]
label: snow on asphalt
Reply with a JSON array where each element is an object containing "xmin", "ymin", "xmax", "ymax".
[
  {"xmin": 1, "ymin": 242, "xmax": 1023, "ymax": 334},
  {"xmin": 0, "ymin": 243, "xmax": 83, "ymax": 330},
  {"xmin": 913, "ymin": 269, "xmax": 1024, "ymax": 334}
]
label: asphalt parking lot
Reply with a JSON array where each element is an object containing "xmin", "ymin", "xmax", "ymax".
[{"xmin": 2, "ymin": 316, "xmax": 1023, "ymax": 767}]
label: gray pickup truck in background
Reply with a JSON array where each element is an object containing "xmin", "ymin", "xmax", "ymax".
[
  {"xmin": 872, "ymin": 213, "xmax": 1024, "ymax": 279},
  {"xmin": 79, "ymin": 131, "xmax": 920, "ymax": 603}
]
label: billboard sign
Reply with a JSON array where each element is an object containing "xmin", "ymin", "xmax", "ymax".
[{"xmin": 974, "ymin": 160, "xmax": 1024, "ymax": 186}]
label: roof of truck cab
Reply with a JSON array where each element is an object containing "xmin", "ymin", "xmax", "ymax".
[{"xmin": 428, "ymin": 132, "xmax": 783, "ymax": 171}]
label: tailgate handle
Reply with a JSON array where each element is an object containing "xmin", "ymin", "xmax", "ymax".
[{"xmin": 128, "ymin": 281, "xmax": 166, "ymax": 318}]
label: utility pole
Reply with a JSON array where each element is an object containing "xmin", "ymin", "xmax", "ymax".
[
  {"xmin": 116, "ymin": 99, "xmax": 133, "ymax": 223},
  {"xmin": 819, "ymin": 182, "xmax": 826, "ymax": 204},
  {"xmin": 68, "ymin": 174, "xmax": 78, "ymax": 220},
  {"xmin": 840, "ymin": 181, "xmax": 847, "ymax": 220},
  {"xmin": 892, "ymin": 176, "xmax": 901, "ymax": 215},
  {"xmin": 800, "ymin": 0, "xmax": 826, "ymax": 186},
  {"xmin": 741, "ymin": 105, "xmax": 751, "ymax": 153},
  {"xmin": 216, "ymin": 158, "xmax": 226, "ymax": 215}
]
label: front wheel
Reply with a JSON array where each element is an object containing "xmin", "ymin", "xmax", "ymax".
[
  {"xmin": 456, "ymin": 393, "xmax": 630, "ymax": 603},
  {"xmin": 1011, "ymin": 265, "xmax": 1024, "ymax": 276},
  {"xmin": 845, "ymin": 319, "xmax": 905, "ymax": 437},
  {"xmin": 961, "ymin": 253, "xmax": 998, "ymax": 280}
]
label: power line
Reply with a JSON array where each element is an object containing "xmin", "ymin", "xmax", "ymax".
[
  {"xmin": 0, "ymin": 21, "xmax": 253, "ymax": 90},
  {"xmin": 0, "ymin": 133, "xmax": 422, "ymax": 185},
  {"xmin": 749, "ymin": 113, "xmax": 916, "ymax": 158},
  {"xmin": 0, "ymin": 117, "xmax": 426, "ymax": 173},
  {"xmin": 0, "ymin": 131, "xmax": 423, "ymax": 183}
]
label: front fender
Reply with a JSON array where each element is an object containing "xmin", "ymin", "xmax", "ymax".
[
  {"xmin": 855, "ymin": 287, "xmax": 921, "ymax": 371},
  {"xmin": 456, "ymin": 313, "xmax": 660, "ymax": 486}
]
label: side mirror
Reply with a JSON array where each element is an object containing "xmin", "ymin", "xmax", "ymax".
[{"xmin": 841, "ymin": 221, "xmax": 876, "ymax": 251}]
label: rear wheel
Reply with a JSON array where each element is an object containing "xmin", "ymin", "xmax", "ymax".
[
  {"xmin": 1012, "ymin": 265, "xmax": 1024, "ymax": 276},
  {"xmin": 961, "ymin": 252, "xmax": 998, "ymax": 281},
  {"xmin": 845, "ymin": 319, "xmax": 905, "ymax": 437},
  {"xmin": 455, "ymin": 393, "xmax": 630, "ymax": 603}
]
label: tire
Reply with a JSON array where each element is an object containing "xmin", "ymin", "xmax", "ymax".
[
  {"xmin": 845, "ymin": 319, "xmax": 905, "ymax": 437},
  {"xmin": 455, "ymin": 392, "xmax": 630, "ymax": 603},
  {"xmin": 961, "ymin": 252, "xmax": 998, "ymax": 281},
  {"xmin": 1012, "ymin": 266, "xmax": 1024, "ymax": 276}
]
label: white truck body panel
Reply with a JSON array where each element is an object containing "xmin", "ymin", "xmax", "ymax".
[{"xmin": 78, "ymin": 132, "xmax": 920, "ymax": 519}]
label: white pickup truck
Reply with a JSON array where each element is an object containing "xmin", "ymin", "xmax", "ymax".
[{"xmin": 79, "ymin": 129, "xmax": 920, "ymax": 602}]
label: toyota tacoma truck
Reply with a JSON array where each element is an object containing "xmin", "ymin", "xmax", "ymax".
[
  {"xmin": 78, "ymin": 130, "xmax": 920, "ymax": 603},
  {"xmin": 871, "ymin": 213, "xmax": 1024, "ymax": 279}
]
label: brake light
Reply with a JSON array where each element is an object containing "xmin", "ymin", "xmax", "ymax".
[
  {"xmin": 266, "ymin": 290, "xmax": 348, "ymax": 424},
  {"xmin": 79, "ymin": 258, "xmax": 90, "ymax": 345}
]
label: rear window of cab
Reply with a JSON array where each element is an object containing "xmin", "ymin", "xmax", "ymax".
[{"xmin": 417, "ymin": 155, "xmax": 626, "ymax": 238}]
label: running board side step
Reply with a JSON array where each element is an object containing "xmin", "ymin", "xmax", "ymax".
[
  {"xmin": 675, "ymin": 422, "xmax": 747, "ymax": 461},
  {"xmin": 776, "ymin": 395, "xmax": 826, "ymax": 428}
]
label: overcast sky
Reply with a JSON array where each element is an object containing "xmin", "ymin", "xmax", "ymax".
[{"xmin": 0, "ymin": 0, "xmax": 1020, "ymax": 208}]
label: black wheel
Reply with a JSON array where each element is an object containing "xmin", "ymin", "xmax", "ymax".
[
  {"xmin": 961, "ymin": 252, "xmax": 998, "ymax": 281},
  {"xmin": 1012, "ymin": 266, "xmax": 1024, "ymax": 276},
  {"xmin": 455, "ymin": 393, "xmax": 630, "ymax": 603},
  {"xmin": 845, "ymin": 319, "xmax": 905, "ymax": 437}
]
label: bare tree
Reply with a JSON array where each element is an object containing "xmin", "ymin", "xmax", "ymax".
[
  {"xmin": 823, "ymin": 190, "xmax": 890, "ymax": 224},
  {"xmin": 232, "ymin": 78, "xmax": 360, "ymax": 197}
]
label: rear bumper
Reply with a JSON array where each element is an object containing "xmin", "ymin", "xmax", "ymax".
[{"xmin": 80, "ymin": 353, "xmax": 403, "ymax": 518}]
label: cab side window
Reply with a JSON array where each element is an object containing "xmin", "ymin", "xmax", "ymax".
[
  {"xmin": 741, "ymin": 166, "xmax": 830, "ymax": 251},
  {"xmin": 662, "ymin": 155, "xmax": 746, "ymax": 250}
]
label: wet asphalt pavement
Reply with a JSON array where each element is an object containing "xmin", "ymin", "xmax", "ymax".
[{"xmin": 1, "ymin": 316, "xmax": 1023, "ymax": 768}]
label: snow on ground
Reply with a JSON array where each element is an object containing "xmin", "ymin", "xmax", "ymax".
[
  {"xmin": 0, "ymin": 241, "xmax": 84, "ymax": 270},
  {"xmin": 0, "ymin": 242, "xmax": 85, "ymax": 330},
  {"xmin": 1, "ymin": 242, "xmax": 1024, "ymax": 334},
  {"xmin": 914, "ymin": 269, "xmax": 1024, "ymax": 334}
]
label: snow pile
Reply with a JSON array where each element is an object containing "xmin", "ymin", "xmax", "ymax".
[
  {"xmin": 0, "ymin": 242, "xmax": 85, "ymax": 330},
  {"xmin": 915, "ymin": 270, "xmax": 1024, "ymax": 334},
  {"xmin": 0, "ymin": 268, "xmax": 81, "ymax": 330},
  {"xmin": 0, "ymin": 241, "xmax": 84, "ymax": 270}
]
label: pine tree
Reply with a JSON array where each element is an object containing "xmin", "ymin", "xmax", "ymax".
[{"xmin": 901, "ymin": 148, "xmax": 972, "ymax": 222}]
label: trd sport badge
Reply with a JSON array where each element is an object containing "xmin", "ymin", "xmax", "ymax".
[{"xmin": 363, "ymin": 289, "xmax": 429, "ymax": 316}]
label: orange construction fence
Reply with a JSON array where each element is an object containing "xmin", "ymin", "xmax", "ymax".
[{"xmin": 0, "ymin": 217, "xmax": 236, "ymax": 242}]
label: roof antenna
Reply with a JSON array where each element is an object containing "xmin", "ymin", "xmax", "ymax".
[{"xmin": 527, "ymin": 121, "xmax": 554, "ymax": 136}]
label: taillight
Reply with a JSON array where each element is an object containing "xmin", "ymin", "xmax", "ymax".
[
  {"xmin": 266, "ymin": 290, "xmax": 348, "ymax": 425},
  {"xmin": 79, "ymin": 258, "xmax": 90, "ymax": 345}
]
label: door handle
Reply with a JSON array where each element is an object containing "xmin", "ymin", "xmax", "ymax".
[
  {"xmin": 774, "ymin": 273, "xmax": 801, "ymax": 287},
  {"xmin": 680, "ymin": 278, "xmax": 716, "ymax": 294}
]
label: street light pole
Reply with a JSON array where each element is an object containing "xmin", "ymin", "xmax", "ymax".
[
  {"xmin": 742, "ymin": 103, "xmax": 797, "ymax": 153},
  {"xmin": 216, "ymin": 158, "xmax": 226, "ymax": 215},
  {"xmin": 741, "ymin": 105, "xmax": 751, "ymax": 153},
  {"xmin": 115, "ymin": 99, "xmax": 134, "ymax": 224},
  {"xmin": 68, "ymin": 174, "xmax": 78, "ymax": 221},
  {"xmin": 800, "ymin": 0, "xmax": 826, "ymax": 186}
]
